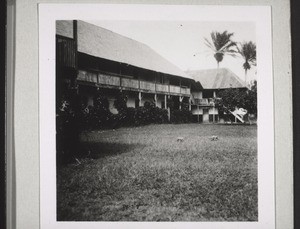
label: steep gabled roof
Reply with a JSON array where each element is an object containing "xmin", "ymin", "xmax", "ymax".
[
  {"xmin": 185, "ymin": 68, "xmax": 246, "ymax": 89},
  {"xmin": 56, "ymin": 20, "xmax": 192, "ymax": 79}
]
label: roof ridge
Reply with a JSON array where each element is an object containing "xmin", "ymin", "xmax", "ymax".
[
  {"xmin": 224, "ymin": 68, "xmax": 245, "ymax": 86},
  {"xmin": 185, "ymin": 67, "xmax": 246, "ymax": 89}
]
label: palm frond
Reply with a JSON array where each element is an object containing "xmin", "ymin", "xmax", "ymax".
[
  {"xmin": 203, "ymin": 30, "xmax": 239, "ymax": 66},
  {"xmin": 237, "ymin": 41, "xmax": 257, "ymax": 68},
  {"xmin": 204, "ymin": 38, "xmax": 216, "ymax": 51}
]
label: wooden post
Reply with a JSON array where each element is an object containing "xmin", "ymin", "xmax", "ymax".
[
  {"xmin": 197, "ymin": 105, "xmax": 200, "ymax": 123},
  {"xmin": 154, "ymin": 94, "xmax": 157, "ymax": 107},
  {"xmin": 189, "ymin": 97, "xmax": 191, "ymax": 111},
  {"xmin": 212, "ymin": 91, "xmax": 216, "ymax": 123},
  {"xmin": 179, "ymin": 96, "xmax": 183, "ymax": 110},
  {"xmin": 73, "ymin": 20, "xmax": 78, "ymax": 90},
  {"xmin": 164, "ymin": 94, "xmax": 167, "ymax": 109},
  {"xmin": 155, "ymin": 73, "xmax": 157, "ymax": 92},
  {"xmin": 179, "ymin": 79, "xmax": 182, "ymax": 94},
  {"xmin": 139, "ymin": 91, "xmax": 142, "ymax": 107},
  {"xmin": 138, "ymin": 75, "xmax": 140, "ymax": 89},
  {"xmin": 167, "ymin": 95, "xmax": 171, "ymax": 121}
]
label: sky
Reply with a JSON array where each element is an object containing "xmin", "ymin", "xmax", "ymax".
[{"xmin": 87, "ymin": 20, "xmax": 256, "ymax": 82}]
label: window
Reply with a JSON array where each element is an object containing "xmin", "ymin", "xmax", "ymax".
[{"xmin": 202, "ymin": 90, "xmax": 214, "ymax": 98}]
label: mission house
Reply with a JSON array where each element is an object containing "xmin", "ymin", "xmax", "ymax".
[
  {"xmin": 56, "ymin": 20, "xmax": 246, "ymax": 123},
  {"xmin": 187, "ymin": 68, "xmax": 247, "ymax": 123}
]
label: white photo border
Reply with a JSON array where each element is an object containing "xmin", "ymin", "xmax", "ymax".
[{"xmin": 39, "ymin": 4, "xmax": 274, "ymax": 229}]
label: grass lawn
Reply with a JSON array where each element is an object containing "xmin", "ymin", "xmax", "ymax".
[{"xmin": 57, "ymin": 124, "xmax": 257, "ymax": 221}]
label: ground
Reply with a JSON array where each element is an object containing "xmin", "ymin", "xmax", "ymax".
[{"xmin": 57, "ymin": 124, "xmax": 257, "ymax": 221}]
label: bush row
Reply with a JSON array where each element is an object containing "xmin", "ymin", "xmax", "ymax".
[{"xmin": 57, "ymin": 91, "xmax": 193, "ymax": 132}]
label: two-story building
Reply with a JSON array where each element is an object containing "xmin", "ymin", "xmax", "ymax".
[
  {"xmin": 56, "ymin": 20, "xmax": 196, "ymax": 116},
  {"xmin": 186, "ymin": 68, "xmax": 247, "ymax": 123},
  {"xmin": 56, "ymin": 20, "xmax": 247, "ymax": 124}
]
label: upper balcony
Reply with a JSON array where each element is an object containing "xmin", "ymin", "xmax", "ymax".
[
  {"xmin": 193, "ymin": 98, "xmax": 215, "ymax": 106},
  {"xmin": 77, "ymin": 70, "xmax": 191, "ymax": 96}
]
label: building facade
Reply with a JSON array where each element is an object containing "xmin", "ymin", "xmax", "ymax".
[
  {"xmin": 186, "ymin": 68, "xmax": 247, "ymax": 123},
  {"xmin": 56, "ymin": 20, "xmax": 196, "ymax": 117},
  {"xmin": 56, "ymin": 20, "xmax": 246, "ymax": 123}
]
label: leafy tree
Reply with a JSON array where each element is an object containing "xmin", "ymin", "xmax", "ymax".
[
  {"xmin": 204, "ymin": 31, "xmax": 237, "ymax": 68},
  {"xmin": 215, "ymin": 88, "xmax": 242, "ymax": 112},
  {"xmin": 237, "ymin": 41, "xmax": 256, "ymax": 85},
  {"xmin": 251, "ymin": 80, "xmax": 257, "ymax": 92},
  {"xmin": 246, "ymin": 80, "xmax": 257, "ymax": 115},
  {"xmin": 215, "ymin": 85, "xmax": 257, "ymax": 122},
  {"xmin": 91, "ymin": 93, "xmax": 112, "ymax": 128},
  {"xmin": 114, "ymin": 92, "xmax": 128, "ymax": 114}
]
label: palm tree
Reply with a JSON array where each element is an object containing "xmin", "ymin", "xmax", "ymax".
[
  {"xmin": 204, "ymin": 31, "xmax": 237, "ymax": 68},
  {"xmin": 237, "ymin": 41, "xmax": 256, "ymax": 86}
]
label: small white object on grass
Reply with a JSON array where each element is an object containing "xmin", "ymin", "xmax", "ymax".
[
  {"xmin": 210, "ymin": 135, "xmax": 219, "ymax": 141},
  {"xmin": 177, "ymin": 137, "xmax": 184, "ymax": 142}
]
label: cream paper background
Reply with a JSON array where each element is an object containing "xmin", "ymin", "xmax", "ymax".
[{"xmin": 12, "ymin": 1, "xmax": 292, "ymax": 229}]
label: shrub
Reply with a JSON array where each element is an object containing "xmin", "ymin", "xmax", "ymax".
[
  {"xmin": 215, "ymin": 86, "xmax": 257, "ymax": 116},
  {"xmin": 170, "ymin": 109, "xmax": 193, "ymax": 124},
  {"xmin": 133, "ymin": 105, "xmax": 168, "ymax": 126},
  {"xmin": 112, "ymin": 93, "xmax": 169, "ymax": 127},
  {"xmin": 91, "ymin": 94, "xmax": 112, "ymax": 128},
  {"xmin": 56, "ymin": 90, "xmax": 82, "ymax": 163},
  {"xmin": 123, "ymin": 107, "xmax": 136, "ymax": 126},
  {"xmin": 114, "ymin": 92, "xmax": 127, "ymax": 114}
]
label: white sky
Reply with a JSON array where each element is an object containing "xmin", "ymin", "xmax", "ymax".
[{"xmin": 88, "ymin": 20, "xmax": 256, "ymax": 82}]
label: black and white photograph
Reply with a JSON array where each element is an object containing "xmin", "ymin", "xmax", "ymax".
[
  {"xmin": 39, "ymin": 4, "xmax": 276, "ymax": 229},
  {"xmin": 56, "ymin": 19, "xmax": 258, "ymax": 222}
]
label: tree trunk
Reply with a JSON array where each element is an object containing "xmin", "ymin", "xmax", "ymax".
[{"xmin": 245, "ymin": 69, "xmax": 248, "ymax": 87}]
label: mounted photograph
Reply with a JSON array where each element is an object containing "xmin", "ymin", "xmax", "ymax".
[
  {"xmin": 55, "ymin": 19, "xmax": 258, "ymax": 221},
  {"xmin": 38, "ymin": 4, "xmax": 276, "ymax": 229}
]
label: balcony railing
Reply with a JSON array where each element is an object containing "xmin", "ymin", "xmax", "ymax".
[
  {"xmin": 121, "ymin": 78, "xmax": 139, "ymax": 89},
  {"xmin": 98, "ymin": 73, "xmax": 120, "ymax": 86},
  {"xmin": 156, "ymin": 83, "xmax": 169, "ymax": 93},
  {"xmin": 78, "ymin": 71, "xmax": 97, "ymax": 83},
  {"xmin": 208, "ymin": 98, "xmax": 215, "ymax": 104},
  {"xmin": 193, "ymin": 98, "xmax": 215, "ymax": 106},
  {"xmin": 170, "ymin": 85, "xmax": 181, "ymax": 94},
  {"xmin": 181, "ymin": 87, "xmax": 191, "ymax": 95},
  {"xmin": 77, "ymin": 70, "xmax": 190, "ymax": 95},
  {"xmin": 140, "ymin": 81, "xmax": 156, "ymax": 91}
]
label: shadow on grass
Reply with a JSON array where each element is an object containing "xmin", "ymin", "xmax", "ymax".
[
  {"xmin": 57, "ymin": 141, "xmax": 144, "ymax": 166},
  {"xmin": 80, "ymin": 141, "xmax": 143, "ymax": 159}
]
